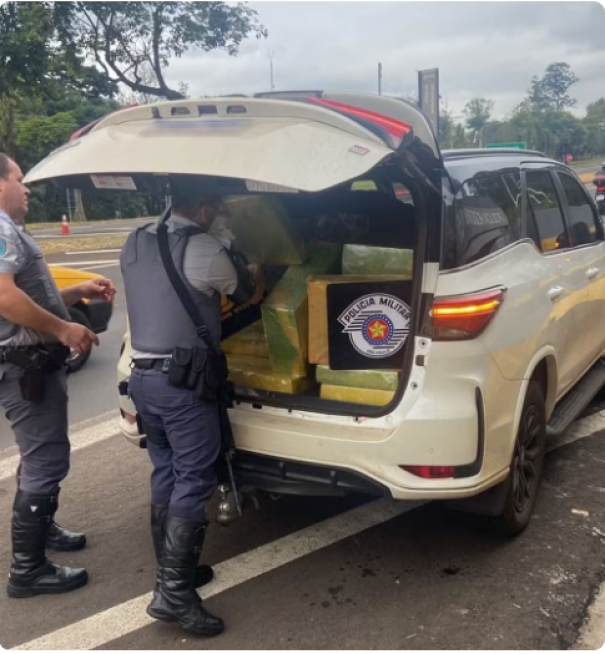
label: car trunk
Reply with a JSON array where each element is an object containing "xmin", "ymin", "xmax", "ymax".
[{"xmin": 24, "ymin": 93, "xmax": 444, "ymax": 417}]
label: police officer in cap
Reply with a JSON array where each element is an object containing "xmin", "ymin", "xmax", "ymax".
[
  {"xmin": 121, "ymin": 179, "xmax": 263, "ymax": 636},
  {"xmin": 0, "ymin": 153, "xmax": 116, "ymax": 598}
]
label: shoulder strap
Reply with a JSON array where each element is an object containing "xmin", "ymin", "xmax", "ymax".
[{"xmin": 156, "ymin": 220, "xmax": 221, "ymax": 356}]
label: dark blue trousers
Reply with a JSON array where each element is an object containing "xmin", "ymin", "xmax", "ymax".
[{"xmin": 129, "ymin": 368, "xmax": 221, "ymax": 523}]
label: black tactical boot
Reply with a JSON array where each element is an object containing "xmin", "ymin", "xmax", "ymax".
[
  {"xmin": 46, "ymin": 522, "xmax": 87, "ymax": 552},
  {"xmin": 43, "ymin": 489, "xmax": 86, "ymax": 552},
  {"xmin": 147, "ymin": 506, "xmax": 215, "ymax": 621},
  {"xmin": 146, "ymin": 516, "xmax": 224, "ymax": 636},
  {"xmin": 6, "ymin": 491, "xmax": 88, "ymax": 599}
]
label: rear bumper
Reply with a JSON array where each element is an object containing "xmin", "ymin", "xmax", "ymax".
[
  {"xmin": 234, "ymin": 451, "xmax": 390, "ymax": 497},
  {"xmin": 86, "ymin": 299, "xmax": 113, "ymax": 333}
]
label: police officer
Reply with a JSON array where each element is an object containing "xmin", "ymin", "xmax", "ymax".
[
  {"xmin": 0, "ymin": 153, "xmax": 116, "ymax": 598},
  {"xmin": 121, "ymin": 179, "xmax": 263, "ymax": 636}
]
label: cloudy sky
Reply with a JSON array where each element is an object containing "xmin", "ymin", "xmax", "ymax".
[{"xmin": 163, "ymin": 1, "xmax": 605, "ymax": 121}]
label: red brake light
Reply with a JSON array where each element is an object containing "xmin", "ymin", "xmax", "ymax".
[
  {"xmin": 431, "ymin": 289, "xmax": 504, "ymax": 341},
  {"xmin": 403, "ymin": 465, "xmax": 455, "ymax": 479},
  {"xmin": 308, "ymin": 97, "xmax": 412, "ymax": 147}
]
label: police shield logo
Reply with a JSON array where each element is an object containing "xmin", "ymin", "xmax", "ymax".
[{"xmin": 338, "ymin": 293, "xmax": 411, "ymax": 358}]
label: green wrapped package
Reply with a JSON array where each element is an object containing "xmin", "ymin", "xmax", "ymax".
[
  {"xmin": 227, "ymin": 355, "xmax": 313, "ymax": 394},
  {"xmin": 220, "ymin": 195, "xmax": 307, "ymax": 265},
  {"xmin": 222, "ymin": 321, "xmax": 269, "ymax": 359},
  {"xmin": 262, "ymin": 242, "xmax": 342, "ymax": 376},
  {"xmin": 342, "ymin": 245, "xmax": 414, "ymax": 276},
  {"xmin": 316, "ymin": 366, "xmax": 399, "ymax": 392}
]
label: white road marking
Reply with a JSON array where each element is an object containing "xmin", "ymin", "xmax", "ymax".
[
  {"xmin": 49, "ymin": 260, "xmax": 119, "ymax": 267},
  {"xmin": 0, "ymin": 415, "xmax": 119, "ymax": 483},
  {"xmin": 79, "ymin": 263, "xmax": 121, "ymax": 272},
  {"xmin": 65, "ymin": 249, "xmax": 122, "ymax": 255},
  {"xmin": 6, "ymin": 407, "xmax": 605, "ymax": 650},
  {"xmin": 12, "ymin": 497, "xmax": 425, "ymax": 651}
]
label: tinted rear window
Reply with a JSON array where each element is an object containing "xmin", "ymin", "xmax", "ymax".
[{"xmin": 448, "ymin": 172, "xmax": 522, "ymax": 267}]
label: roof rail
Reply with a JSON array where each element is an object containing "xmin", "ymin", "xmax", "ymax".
[{"xmin": 442, "ymin": 148, "xmax": 547, "ymax": 159}]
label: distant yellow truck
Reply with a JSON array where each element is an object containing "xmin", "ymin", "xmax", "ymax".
[{"xmin": 49, "ymin": 266, "xmax": 114, "ymax": 372}]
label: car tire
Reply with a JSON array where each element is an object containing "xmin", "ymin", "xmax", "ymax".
[
  {"xmin": 490, "ymin": 380, "xmax": 547, "ymax": 537},
  {"xmin": 66, "ymin": 307, "xmax": 93, "ymax": 373}
]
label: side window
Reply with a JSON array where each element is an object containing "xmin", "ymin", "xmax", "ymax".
[
  {"xmin": 452, "ymin": 172, "xmax": 522, "ymax": 266},
  {"xmin": 526, "ymin": 170, "xmax": 566, "ymax": 253},
  {"xmin": 557, "ymin": 172, "xmax": 600, "ymax": 246}
]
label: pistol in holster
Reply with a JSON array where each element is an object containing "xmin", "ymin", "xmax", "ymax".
[{"xmin": 1, "ymin": 346, "xmax": 69, "ymax": 403}]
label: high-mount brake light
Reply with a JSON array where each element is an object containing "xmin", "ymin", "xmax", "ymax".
[{"xmin": 308, "ymin": 97, "xmax": 412, "ymax": 148}]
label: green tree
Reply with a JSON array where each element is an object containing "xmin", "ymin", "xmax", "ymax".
[
  {"xmin": 0, "ymin": 2, "xmax": 115, "ymax": 155},
  {"xmin": 60, "ymin": 2, "xmax": 268, "ymax": 100},
  {"xmin": 529, "ymin": 62, "xmax": 579, "ymax": 112},
  {"xmin": 15, "ymin": 112, "xmax": 79, "ymax": 172},
  {"xmin": 584, "ymin": 98, "xmax": 605, "ymax": 156},
  {"xmin": 438, "ymin": 106, "xmax": 455, "ymax": 150},
  {"xmin": 0, "ymin": 2, "xmax": 53, "ymax": 155},
  {"xmin": 464, "ymin": 98, "xmax": 494, "ymax": 147},
  {"xmin": 452, "ymin": 123, "xmax": 471, "ymax": 149}
]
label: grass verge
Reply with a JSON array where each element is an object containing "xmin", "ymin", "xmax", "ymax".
[
  {"xmin": 38, "ymin": 234, "xmax": 128, "ymax": 255},
  {"xmin": 27, "ymin": 217, "xmax": 156, "ymax": 231}
]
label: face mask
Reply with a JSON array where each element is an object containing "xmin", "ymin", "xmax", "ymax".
[{"xmin": 209, "ymin": 213, "xmax": 235, "ymax": 241}]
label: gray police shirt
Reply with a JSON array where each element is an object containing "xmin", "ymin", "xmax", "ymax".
[
  {"xmin": 0, "ymin": 210, "xmax": 69, "ymax": 347},
  {"xmin": 130, "ymin": 213, "xmax": 239, "ymax": 359}
]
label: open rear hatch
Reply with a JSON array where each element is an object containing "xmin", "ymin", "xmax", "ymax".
[{"xmin": 24, "ymin": 91, "xmax": 444, "ymax": 417}]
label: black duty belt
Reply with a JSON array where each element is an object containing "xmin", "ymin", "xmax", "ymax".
[
  {"xmin": 0, "ymin": 345, "xmax": 69, "ymax": 366},
  {"xmin": 132, "ymin": 358, "xmax": 171, "ymax": 372}
]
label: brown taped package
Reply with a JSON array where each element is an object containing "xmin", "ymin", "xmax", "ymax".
[
  {"xmin": 320, "ymin": 384, "xmax": 395, "ymax": 406},
  {"xmin": 307, "ymin": 275, "xmax": 409, "ymax": 365},
  {"xmin": 262, "ymin": 243, "xmax": 342, "ymax": 376}
]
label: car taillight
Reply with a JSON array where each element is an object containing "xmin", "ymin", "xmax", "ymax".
[
  {"xmin": 431, "ymin": 288, "xmax": 504, "ymax": 341},
  {"xmin": 123, "ymin": 412, "xmax": 137, "ymax": 425},
  {"xmin": 403, "ymin": 465, "xmax": 455, "ymax": 479}
]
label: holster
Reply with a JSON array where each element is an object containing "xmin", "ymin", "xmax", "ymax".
[
  {"xmin": 1, "ymin": 345, "xmax": 68, "ymax": 403},
  {"xmin": 18, "ymin": 367, "xmax": 46, "ymax": 403}
]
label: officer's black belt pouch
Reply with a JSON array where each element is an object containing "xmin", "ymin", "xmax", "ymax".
[
  {"xmin": 195, "ymin": 350, "xmax": 221, "ymax": 402},
  {"xmin": 167, "ymin": 346, "xmax": 223, "ymax": 402},
  {"xmin": 167, "ymin": 347, "xmax": 192, "ymax": 388}
]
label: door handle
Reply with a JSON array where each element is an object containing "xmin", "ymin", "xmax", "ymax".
[
  {"xmin": 587, "ymin": 267, "xmax": 599, "ymax": 280},
  {"xmin": 548, "ymin": 286, "xmax": 564, "ymax": 301}
]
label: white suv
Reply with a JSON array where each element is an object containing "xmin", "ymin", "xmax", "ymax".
[{"xmin": 24, "ymin": 92, "xmax": 605, "ymax": 536}]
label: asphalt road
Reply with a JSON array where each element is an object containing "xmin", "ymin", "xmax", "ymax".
[{"xmin": 0, "ymin": 412, "xmax": 604, "ymax": 649}]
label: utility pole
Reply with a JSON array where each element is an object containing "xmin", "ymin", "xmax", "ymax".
[
  {"xmin": 378, "ymin": 62, "xmax": 382, "ymax": 96},
  {"xmin": 269, "ymin": 49, "xmax": 275, "ymax": 91}
]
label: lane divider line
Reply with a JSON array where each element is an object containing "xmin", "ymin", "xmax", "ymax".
[{"xmin": 12, "ymin": 498, "xmax": 425, "ymax": 650}]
